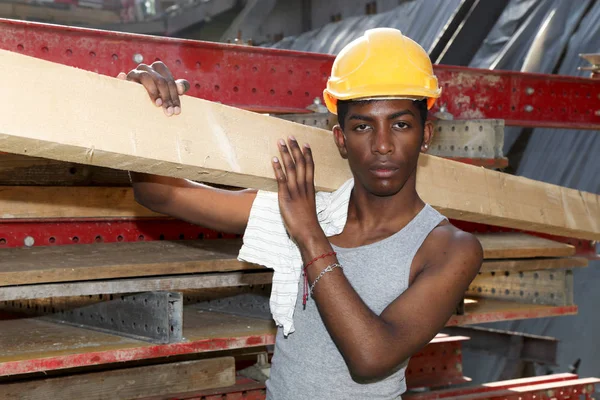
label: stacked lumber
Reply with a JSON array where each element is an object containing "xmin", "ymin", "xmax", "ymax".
[
  {"xmin": 0, "ymin": 49, "xmax": 598, "ymax": 398},
  {"xmin": 0, "ymin": 49, "xmax": 598, "ymax": 240}
]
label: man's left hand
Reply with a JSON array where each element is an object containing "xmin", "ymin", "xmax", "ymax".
[{"xmin": 272, "ymin": 137, "xmax": 324, "ymax": 246}]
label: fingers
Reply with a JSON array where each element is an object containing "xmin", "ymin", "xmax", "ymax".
[
  {"xmin": 150, "ymin": 61, "xmax": 181, "ymax": 115},
  {"xmin": 138, "ymin": 64, "xmax": 176, "ymax": 116},
  {"xmin": 287, "ymin": 136, "xmax": 306, "ymax": 193},
  {"xmin": 126, "ymin": 68, "xmax": 162, "ymax": 107},
  {"xmin": 276, "ymin": 137, "xmax": 315, "ymax": 198},
  {"xmin": 272, "ymin": 157, "xmax": 290, "ymax": 198},
  {"xmin": 123, "ymin": 61, "xmax": 185, "ymax": 117},
  {"xmin": 304, "ymin": 143, "xmax": 315, "ymax": 198},
  {"xmin": 175, "ymin": 79, "xmax": 190, "ymax": 96},
  {"xmin": 278, "ymin": 139, "xmax": 299, "ymax": 195}
]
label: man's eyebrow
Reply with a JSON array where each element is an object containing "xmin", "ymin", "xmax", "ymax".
[
  {"xmin": 388, "ymin": 110, "xmax": 415, "ymax": 119},
  {"xmin": 348, "ymin": 110, "xmax": 415, "ymax": 122},
  {"xmin": 348, "ymin": 114, "xmax": 374, "ymax": 122}
]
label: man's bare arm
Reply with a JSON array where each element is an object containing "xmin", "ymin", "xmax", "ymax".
[
  {"xmin": 302, "ymin": 227, "xmax": 482, "ymax": 380},
  {"xmin": 131, "ymin": 172, "xmax": 256, "ymax": 235},
  {"xmin": 123, "ymin": 62, "xmax": 256, "ymax": 234},
  {"xmin": 271, "ymin": 137, "xmax": 483, "ymax": 381}
]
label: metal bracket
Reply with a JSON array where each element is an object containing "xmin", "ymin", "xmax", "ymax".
[
  {"xmin": 430, "ymin": 119, "xmax": 504, "ymax": 159},
  {"xmin": 466, "ymin": 269, "xmax": 573, "ymax": 306},
  {"xmin": 443, "ymin": 326, "xmax": 558, "ymax": 366},
  {"xmin": 2, "ymin": 292, "xmax": 183, "ymax": 344},
  {"xmin": 275, "ymin": 112, "xmax": 334, "ymax": 130},
  {"xmin": 191, "ymin": 293, "xmax": 272, "ymax": 320},
  {"xmin": 275, "ymin": 115, "xmax": 505, "ymax": 161}
]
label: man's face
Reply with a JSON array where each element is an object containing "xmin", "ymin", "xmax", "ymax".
[{"xmin": 333, "ymin": 99, "xmax": 432, "ymax": 197}]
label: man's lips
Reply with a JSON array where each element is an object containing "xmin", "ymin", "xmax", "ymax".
[{"xmin": 370, "ymin": 165, "xmax": 399, "ymax": 178}]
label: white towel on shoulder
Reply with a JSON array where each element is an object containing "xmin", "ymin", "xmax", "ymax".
[{"xmin": 237, "ymin": 179, "xmax": 354, "ymax": 335}]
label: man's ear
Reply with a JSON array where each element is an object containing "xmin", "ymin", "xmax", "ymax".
[
  {"xmin": 421, "ymin": 121, "xmax": 434, "ymax": 153},
  {"xmin": 333, "ymin": 125, "xmax": 348, "ymax": 159}
]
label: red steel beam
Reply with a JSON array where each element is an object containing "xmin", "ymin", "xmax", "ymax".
[
  {"xmin": 1, "ymin": 218, "xmax": 595, "ymax": 259},
  {"xmin": 0, "ymin": 331, "xmax": 469, "ymax": 381},
  {"xmin": 404, "ymin": 373, "xmax": 579, "ymax": 400},
  {"xmin": 144, "ymin": 374, "xmax": 588, "ymax": 400},
  {"xmin": 406, "ymin": 335, "xmax": 470, "ymax": 389},
  {"xmin": 0, "ymin": 332, "xmax": 276, "ymax": 376},
  {"xmin": 445, "ymin": 377, "xmax": 600, "ymax": 400},
  {"xmin": 0, "ymin": 18, "xmax": 598, "ymax": 130}
]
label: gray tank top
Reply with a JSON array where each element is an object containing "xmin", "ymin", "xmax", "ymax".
[{"xmin": 266, "ymin": 204, "xmax": 446, "ymax": 400}]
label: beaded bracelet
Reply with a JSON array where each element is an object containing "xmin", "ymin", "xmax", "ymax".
[
  {"xmin": 309, "ymin": 263, "xmax": 343, "ymax": 296},
  {"xmin": 302, "ymin": 251, "xmax": 337, "ymax": 308}
]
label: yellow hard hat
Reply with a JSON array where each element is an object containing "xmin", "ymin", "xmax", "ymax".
[{"xmin": 323, "ymin": 28, "xmax": 442, "ymax": 115}]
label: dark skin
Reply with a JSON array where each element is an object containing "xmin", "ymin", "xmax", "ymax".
[{"xmin": 125, "ymin": 63, "xmax": 483, "ymax": 381}]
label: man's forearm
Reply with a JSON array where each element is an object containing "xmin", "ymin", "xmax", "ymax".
[{"xmin": 298, "ymin": 236, "xmax": 400, "ymax": 379}]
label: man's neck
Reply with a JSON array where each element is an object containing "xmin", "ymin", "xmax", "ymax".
[{"xmin": 347, "ymin": 173, "xmax": 424, "ymax": 233}]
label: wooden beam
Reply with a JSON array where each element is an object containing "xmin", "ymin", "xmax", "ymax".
[
  {"xmin": 0, "ymin": 49, "xmax": 598, "ymax": 240},
  {"xmin": 477, "ymin": 233, "xmax": 575, "ymax": 259},
  {"xmin": 0, "ymin": 234, "xmax": 575, "ymax": 288},
  {"xmin": 0, "ymin": 186, "xmax": 157, "ymax": 219},
  {"xmin": 0, "ymin": 358, "xmax": 235, "ymax": 400},
  {"xmin": 0, "ymin": 240, "xmax": 255, "ymax": 286},
  {"xmin": 0, "ymin": 153, "xmax": 130, "ymax": 186}
]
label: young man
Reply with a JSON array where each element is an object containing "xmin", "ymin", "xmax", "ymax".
[{"xmin": 124, "ymin": 28, "xmax": 483, "ymax": 399}]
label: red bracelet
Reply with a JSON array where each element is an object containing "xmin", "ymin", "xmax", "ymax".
[{"xmin": 302, "ymin": 251, "xmax": 336, "ymax": 308}]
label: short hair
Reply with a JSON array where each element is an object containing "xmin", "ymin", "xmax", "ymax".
[{"xmin": 337, "ymin": 98, "xmax": 428, "ymax": 131}]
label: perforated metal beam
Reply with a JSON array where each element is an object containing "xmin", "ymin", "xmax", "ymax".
[
  {"xmin": 0, "ymin": 18, "xmax": 598, "ymax": 129},
  {"xmin": 3, "ymin": 292, "xmax": 183, "ymax": 344}
]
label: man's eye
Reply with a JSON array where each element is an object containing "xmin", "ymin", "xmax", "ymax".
[
  {"xmin": 394, "ymin": 122, "xmax": 410, "ymax": 129},
  {"xmin": 355, "ymin": 124, "xmax": 370, "ymax": 131}
]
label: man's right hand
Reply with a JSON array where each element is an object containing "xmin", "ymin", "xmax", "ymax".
[
  {"xmin": 118, "ymin": 61, "xmax": 191, "ymax": 117},
  {"xmin": 122, "ymin": 61, "xmax": 257, "ymax": 235}
]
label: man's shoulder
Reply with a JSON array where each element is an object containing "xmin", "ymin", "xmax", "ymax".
[{"xmin": 420, "ymin": 221, "xmax": 483, "ymax": 270}]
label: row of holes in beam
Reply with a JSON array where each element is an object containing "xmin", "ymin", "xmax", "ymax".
[
  {"xmin": 443, "ymin": 81, "xmax": 595, "ymax": 99},
  {"xmin": 4, "ymin": 298, "xmax": 175, "ymax": 333},
  {"xmin": 16, "ymin": 43, "xmax": 593, "ymax": 100},
  {"xmin": 14, "ymin": 44, "xmax": 322, "ymax": 98},
  {"xmin": 441, "ymin": 81, "xmax": 596, "ymax": 114},
  {"xmin": 0, "ymin": 232, "xmax": 224, "ymax": 246},
  {"xmin": 406, "ymin": 364, "xmax": 456, "ymax": 375},
  {"xmin": 478, "ymin": 271, "xmax": 556, "ymax": 278},
  {"xmin": 467, "ymin": 286, "xmax": 558, "ymax": 299}
]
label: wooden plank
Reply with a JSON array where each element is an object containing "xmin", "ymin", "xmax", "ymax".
[
  {"xmin": 0, "ymin": 50, "xmax": 598, "ymax": 240},
  {"xmin": 0, "ymin": 240, "xmax": 255, "ymax": 286},
  {"xmin": 480, "ymin": 257, "xmax": 588, "ymax": 272},
  {"xmin": 0, "ymin": 272, "xmax": 273, "ymax": 301},
  {"xmin": 0, "ymin": 153, "xmax": 130, "ymax": 186},
  {"xmin": 0, "ymin": 186, "xmax": 157, "ymax": 219},
  {"xmin": 0, "ymin": 235, "xmax": 578, "ymax": 288},
  {"xmin": 0, "ymin": 358, "xmax": 235, "ymax": 400},
  {"xmin": 476, "ymin": 233, "xmax": 575, "ymax": 258}
]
